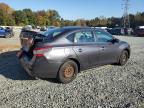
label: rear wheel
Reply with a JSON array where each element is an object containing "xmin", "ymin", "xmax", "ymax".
[
  {"xmin": 57, "ymin": 60, "xmax": 78, "ymax": 84},
  {"xmin": 118, "ymin": 50, "xmax": 128, "ymax": 66}
]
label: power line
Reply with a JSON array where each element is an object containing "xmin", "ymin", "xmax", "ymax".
[{"xmin": 122, "ymin": 0, "xmax": 130, "ymax": 28}]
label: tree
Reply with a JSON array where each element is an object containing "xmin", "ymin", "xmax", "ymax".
[
  {"xmin": 36, "ymin": 10, "xmax": 47, "ymax": 26},
  {"xmin": 13, "ymin": 10, "xmax": 28, "ymax": 25},
  {"xmin": 53, "ymin": 20, "xmax": 61, "ymax": 26},
  {"xmin": 74, "ymin": 19, "xmax": 86, "ymax": 26},
  {"xmin": 5, "ymin": 15, "xmax": 15, "ymax": 26},
  {"xmin": 0, "ymin": 3, "xmax": 15, "ymax": 26},
  {"xmin": 36, "ymin": 15, "xmax": 46, "ymax": 26},
  {"xmin": 0, "ymin": 9, "xmax": 6, "ymax": 25},
  {"xmin": 129, "ymin": 14, "xmax": 135, "ymax": 28},
  {"xmin": 23, "ymin": 9, "xmax": 36, "ymax": 25},
  {"xmin": 46, "ymin": 10, "xmax": 60, "ymax": 25},
  {"xmin": 1, "ymin": 2, "xmax": 144, "ymax": 28},
  {"xmin": 109, "ymin": 17, "xmax": 121, "ymax": 28},
  {"xmin": 0, "ymin": 3, "xmax": 14, "ymax": 14}
]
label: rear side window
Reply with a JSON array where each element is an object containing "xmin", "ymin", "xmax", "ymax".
[
  {"xmin": 67, "ymin": 33, "xmax": 75, "ymax": 42},
  {"xmin": 67, "ymin": 31, "xmax": 95, "ymax": 43}
]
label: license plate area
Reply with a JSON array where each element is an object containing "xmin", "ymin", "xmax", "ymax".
[
  {"xmin": 21, "ymin": 37, "xmax": 34, "ymax": 52},
  {"xmin": 20, "ymin": 54, "xmax": 36, "ymax": 68}
]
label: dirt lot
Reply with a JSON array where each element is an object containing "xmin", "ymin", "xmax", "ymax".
[
  {"xmin": 0, "ymin": 28, "xmax": 21, "ymax": 51},
  {"xmin": 0, "ymin": 29, "xmax": 144, "ymax": 108}
]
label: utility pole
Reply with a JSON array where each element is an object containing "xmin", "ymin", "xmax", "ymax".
[{"xmin": 122, "ymin": 0, "xmax": 130, "ymax": 28}]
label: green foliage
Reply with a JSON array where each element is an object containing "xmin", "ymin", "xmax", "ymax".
[
  {"xmin": 5, "ymin": 15, "xmax": 15, "ymax": 26},
  {"xmin": 74, "ymin": 19, "xmax": 86, "ymax": 26},
  {"xmin": 36, "ymin": 15, "xmax": 46, "ymax": 26},
  {"xmin": 23, "ymin": 9, "xmax": 36, "ymax": 25},
  {"xmin": 0, "ymin": 2, "xmax": 13, "ymax": 14},
  {"xmin": 13, "ymin": 10, "xmax": 28, "ymax": 26},
  {"xmin": 0, "ymin": 9, "xmax": 6, "ymax": 25}
]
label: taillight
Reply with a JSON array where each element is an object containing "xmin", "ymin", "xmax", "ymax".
[{"xmin": 33, "ymin": 46, "xmax": 52, "ymax": 57}]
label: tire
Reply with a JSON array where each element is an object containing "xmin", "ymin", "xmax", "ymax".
[
  {"xmin": 118, "ymin": 50, "xmax": 129, "ymax": 66},
  {"xmin": 57, "ymin": 60, "xmax": 78, "ymax": 84}
]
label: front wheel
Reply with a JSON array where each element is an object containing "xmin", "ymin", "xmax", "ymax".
[
  {"xmin": 57, "ymin": 60, "xmax": 78, "ymax": 84},
  {"xmin": 118, "ymin": 50, "xmax": 129, "ymax": 66}
]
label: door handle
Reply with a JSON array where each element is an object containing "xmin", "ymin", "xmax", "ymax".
[{"xmin": 78, "ymin": 48, "xmax": 83, "ymax": 52}]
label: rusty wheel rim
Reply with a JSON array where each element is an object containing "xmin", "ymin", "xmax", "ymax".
[{"xmin": 63, "ymin": 64, "xmax": 75, "ymax": 78}]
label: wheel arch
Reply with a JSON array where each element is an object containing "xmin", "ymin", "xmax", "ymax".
[
  {"xmin": 57, "ymin": 57, "xmax": 80, "ymax": 83},
  {"xmin": 123, "ymin": 48, "xmax": 130, "ymax": 59},
  {"xmin": 117, "ymin": 47, "xmax": 130, "ymax": 64},
  {"xmin": 68, "ymin": 58, "xmax": 80, "ymax": 72}
]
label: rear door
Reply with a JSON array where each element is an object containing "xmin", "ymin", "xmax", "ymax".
[
  {"xmin": 67, "ymin": 30, "xmax": 100, "ymax": 69},
  {"xmin": 94, "ymin": 30, "xmax": 119, "ymax": 64}
]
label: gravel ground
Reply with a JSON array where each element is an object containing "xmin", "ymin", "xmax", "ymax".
[{"xmin": 0, "ymin": 31, "xmax": 144, "ymax": 108}]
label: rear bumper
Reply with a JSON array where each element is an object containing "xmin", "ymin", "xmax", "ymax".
[
  {"xmin": 20, "ymin": 56, "xmax": 35, "ymax": 77},
  {"xmin": 32, "ymin": 57, "xmax": 61, "ymax": 78},
  {"xmin": 19, "ymin": 52, "xmax": 62, "ymax": 78}
]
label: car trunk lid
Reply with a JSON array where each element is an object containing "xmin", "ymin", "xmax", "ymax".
[{"xmin": 20, "ymin": 30, "xmax": 45, "ymax": 58}]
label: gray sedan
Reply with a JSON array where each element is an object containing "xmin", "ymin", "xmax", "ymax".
[{"xmin": 17, "ymin": 26, "xmax": 131, "ymax": 83}]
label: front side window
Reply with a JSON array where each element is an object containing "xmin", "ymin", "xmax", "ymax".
[
  {"xmin": 95, "ymin": 30, "xmax": 113, "ymax": 43},
  {"xmin": 67, "ymin": 31, "xmax": 95, "ymax": 43}
]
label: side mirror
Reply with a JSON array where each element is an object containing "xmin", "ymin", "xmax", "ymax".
[{"xmin": 112, "ymin": 38, "xmax": 119, "ymax": 43}]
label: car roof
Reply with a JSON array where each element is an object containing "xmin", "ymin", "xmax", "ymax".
[
  {"xmin": 48, "ymin": 26, "xmax": 105, "ymax": 40},
  {"xmin": 61, "ymin": 26, "xmax": 97, "ymax": 31}
]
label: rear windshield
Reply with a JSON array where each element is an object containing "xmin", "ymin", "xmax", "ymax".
[
  {"xmin": 38, "ymin": 28, "xmax": 67, "ymax": 42},
  {"xmin": 38, "ymin": 28, "xmax": 71, "ymax": 42},
  {"xmin": 42, "ymin": 28, "xmax": 66, "ymax": 39}
]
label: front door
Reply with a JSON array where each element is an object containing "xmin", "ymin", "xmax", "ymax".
[{"xmin": 94, "ymin": 30, "xmax": 119, "ymax": 64}]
